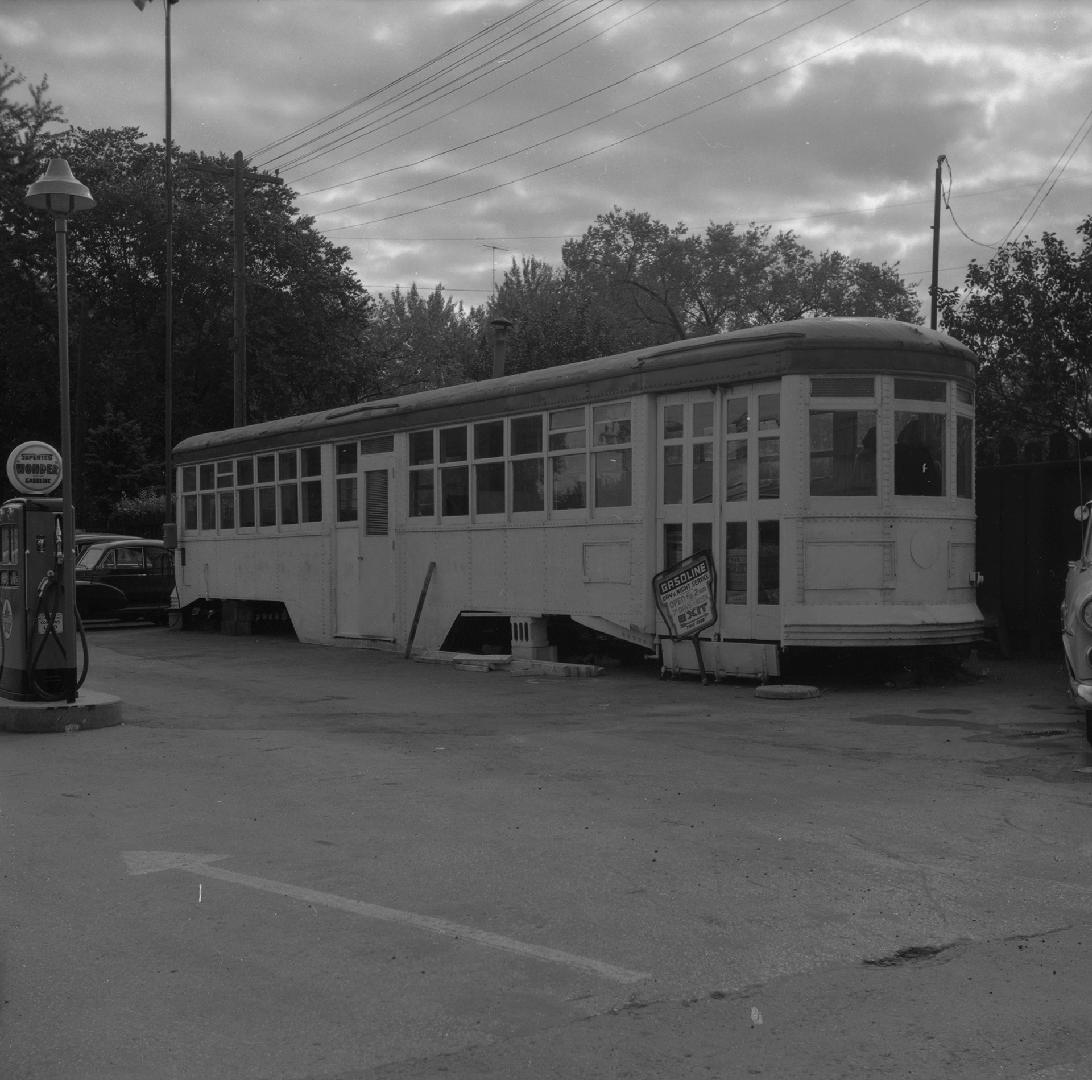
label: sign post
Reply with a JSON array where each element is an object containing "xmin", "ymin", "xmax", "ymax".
[{"xmin": 652, "ymin": 550, "xmax": 718, "ymax": 683}]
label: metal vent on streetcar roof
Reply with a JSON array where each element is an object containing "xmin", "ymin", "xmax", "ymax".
[{"xmin": 324, "ymin": 401, "xmax": 403, "ymax": 420}]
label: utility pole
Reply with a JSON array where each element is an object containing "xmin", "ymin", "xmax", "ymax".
[
  {"xmin": 930, "ymin": 153, "xmax": 946, "ymax": 330},
  {"xmin": 194, "ymin": 152, "xmax": 281, "ymax": 427}
]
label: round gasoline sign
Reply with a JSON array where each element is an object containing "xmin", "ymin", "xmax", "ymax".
[{"xmin": 6, "ymin": 441, "xmax": 63, "ymax": 495}]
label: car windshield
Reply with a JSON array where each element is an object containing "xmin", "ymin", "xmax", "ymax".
[{"xmin": 75, "ymin": 545, "xmax": 108, "ymax": 570}]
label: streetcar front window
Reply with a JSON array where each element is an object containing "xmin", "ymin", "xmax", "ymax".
[
  {"xmin": 894, "ymin": 412, "xmax": 944, "ymax": 496},
  {"xmin": 809, "ymin": 410, "xmax": 876, "ymax": 496}
]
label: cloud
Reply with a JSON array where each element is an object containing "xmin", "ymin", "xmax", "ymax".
[{"xmin": 3, "ymin": 0, "xmax": 1092, "ymax": 312}]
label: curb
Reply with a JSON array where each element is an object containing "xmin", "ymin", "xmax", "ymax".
[{"xmin": 0, "ymin": 689, "xmax": 124, "ymax": 734}]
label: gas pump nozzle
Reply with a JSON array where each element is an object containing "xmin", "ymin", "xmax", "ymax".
[{"xmin": 38, "ymin": 570, "xmax": 57, "ymax": 599}]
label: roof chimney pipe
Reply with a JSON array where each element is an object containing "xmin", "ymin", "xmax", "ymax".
[{"xmin": 490, "ymin": 317, "xmax": 513, "ymax": 378}]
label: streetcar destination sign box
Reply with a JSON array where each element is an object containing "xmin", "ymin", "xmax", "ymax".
[{"xmin": 652, "ymin": 550, "xmax": 718, "ymax": 640}]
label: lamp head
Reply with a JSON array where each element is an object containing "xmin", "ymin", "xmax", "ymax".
[{"xmin": 26, "ymin": 158, "xmax": 95, "ymax": 215}]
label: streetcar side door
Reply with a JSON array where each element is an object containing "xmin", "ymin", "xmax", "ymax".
[{"xmin": 334, "ymin": 441, "xmax": 396, "ymax": 641}]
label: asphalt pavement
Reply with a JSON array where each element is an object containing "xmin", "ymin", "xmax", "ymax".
[{"xmin": 2, "ymin": 627, "xmax": 1091, "ymax": 1080}]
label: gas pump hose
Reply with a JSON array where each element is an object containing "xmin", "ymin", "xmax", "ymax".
[{"xmin": 28, "ymin": 571, "xmax": 90, "ymax": 701}]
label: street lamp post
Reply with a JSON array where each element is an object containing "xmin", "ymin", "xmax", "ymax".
[{"xmin": 25, "ymin": 157, "xmax": 95, "ymax": 703}]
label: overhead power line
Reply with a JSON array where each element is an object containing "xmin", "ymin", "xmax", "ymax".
[
  {"xmin": 253, "ymin": 0, "xmax": 596, "ymax": 169},
  {"xmin": 297, "ymin": 0, "xmax": 788, "ymax": 198},
  {"xmin": 276, "ymin": 0, "xmax": 625, "ymax": 176},
  {"xmin": 321, "ymin": 0, "xmax": 934, "ymax": 231},
  {"xmin": 291, "ymin": 0, "xmax": 658, "ymax": 187},
  {"xmin": 1002, "ymin": 102, "xmax": 1092, "ymax": 244}
]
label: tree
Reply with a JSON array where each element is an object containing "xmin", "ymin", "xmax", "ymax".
[
  {"xmin": 937, "ymin": 221, "xmax": 1092, "ymax": 448},
  {"xmin": 1, "ymin": 56, "xmax": 380, "ymax": 518},
  {"xmin": 483, "ymin": 256, "xmax": 622, "ymax": 374},
  {"xmin": 561, "ymin": 208, "xmax": 920, "ymax": 342},
  {"xmin": 366, "ymin": 284, "xmax": 480, "ymax": 394}
]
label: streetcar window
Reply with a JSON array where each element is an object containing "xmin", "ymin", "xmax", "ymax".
[
  {"xmin": 725, "ymin": 443, "xmax": 747, "ymax": 502},
  {"xmin": 511, "ymin": 459, "xmax": 544, "ymax": 512},
  {"xmin": 895, "ymin": 378, "xmax": 946, "ymax": 403},
  {"xmin": 302, "ymin": 481, "xmax": 323, "ymax": 524},
  {"xmin": 724, "ymin": 523, "xmax": 746, "ymax": 605},
  {"xmin": 549, "ymin": 408, "xmax": 586, "ymax": 451},
  {"xmin": 474, "ymin": 420, "xmax": 504, "ymax": 459},
  {"xmin": 691, "ymin": 523, "xmax": 711, "ymax": 555},
  {"xmin": 257, "ymin": 455, "xmax": 276, "ymax": 483},
  {"xmin": 693, "ymin": 402, "xmax": 714, "ymax": 438},
  {"xmin": 810, "ymin": 410, "xmax": 877, "ymax": 496},
  {"xmin": 200, "ymin": 492, "xmax": 216, "ymax": 530},
  {"xmin": 182, "ymin": 466, "xmax": 197, "ymax": 493},
  {"xmin": 758, "ymin": 393, "xmax": 780, "ymax": 499},
  {"xmin": 301, "ymin": 445, "xmax": 323, "ymax": 523},
  {"xmin": 439, "ymin": 426, "xmax": 467, "ymax": 463},
  {"xmin": 957, "ymin": 415, "xmax": 973, "ymax": 499},
  {"xmin": 663, "ymin": 404, "xmax": 684, "ymax": 440},
  {"xmin": 183, "ymin": 494, "xmax": 197, "ymax": 531},
  {"xmin": 474, "ymin": 420, "xmax": 506, "ymax": 515},
  {"xmin": 759, "ymin": 436, "xmax": 780, "ymax": 499},
  {"xmin": 595, "ymin": 449, "xmax": 631, "ymax": 508},
  {"xmin": 238, "ymin": 488, "xmax": 255, "ymax": 528},
  {"xmin": 278, "ymin": 451, "xmax": 298, "ymax": 481},
  {"xmin": 336, "ymin": 442, "xmax": 358, "ymax": 523},
  {"xmin": 409, "ymin": 470, "xmax": 434, "ymax": 517},
  {"xmin": 510, "ymin": 414, "xmax": 543, "ymax": 455},
  {"xmin": 593, "ymin": 403, "xmax": 632, "ymax": 508},
  {"xmin": 216, "ymin": 460, "xmax": 234, "ymax": 488},
  {"xmin": 725, "ymin": 396, "xmax": 748, "ymax": 501},
  {"xmin": 200, "ymin": 463, "xmax": 215, "ymax": 490},
  {"xmin": 692, "ymin": 444, "xmax": 713, "ymax": 505},
  {"xmin": 409, "ymin": 431, "xmax": 433, "ymax": 466},
  {"xmin": 511, "ymin": 414, "xmax": 545, "ymax": 512},
  {"xmin": 476, "ymin": 462, "xmax": 506, "ymax": 514},
  {"xmin": 726, "ymin": 397, "xmax": 748, "ymax": 434},
  {"xmin": 219, "ymin": 491, "xmax": 235, "ymax": 530},
  {"xmin": 956, "ymin": 385, "xmax": 973, "ymax": 405},
  {"xmin": 895, "ymin": 412, "xmax": 944, "ymax": 496},
  {"xmin": 258, "ymin": 486, "xmax": 277, "ymax": 527},
  {"xmin": 280, "ymin": 482, "xmax": 299, "ymax": 526},
  {"xmin": 549, "ymin": 408, "xmax": 587, "ymax": 510},
  {"xmin": 663, "ymin": 445, "xmax": 683, "ymax": 505},
  {"xmin": 664, "ymin": 523, "xmax": 682, "ymax": 569},
  {"xmin": 552, "ymin": 454, "xmax": 586, "ymax": 510},
  {"xmin": 237, "ymin": 457, "xmax": 255, "ymax": 527},
  {"xmin": 758, "ymin": 393, "xmax": 780, "ymax": 429},
  {"xmin": 441, "ymin": 464, "xmax": 469, "ymax": 516},
  {"xmin": 758, "ymin": 520, "xmax": 779, "ymax": 604}
]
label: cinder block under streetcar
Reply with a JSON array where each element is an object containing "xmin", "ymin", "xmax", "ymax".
[{"xmin": 171, "ymin": 318, "xmax": 984, "ymax": 679}]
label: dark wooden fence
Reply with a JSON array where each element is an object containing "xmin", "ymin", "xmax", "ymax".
[{"xmin": 976, "ymin": 451, "xmax": 1091, "ymax": 657}]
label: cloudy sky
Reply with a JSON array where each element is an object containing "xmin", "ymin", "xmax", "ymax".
[{"xmin": 4, "ymin": 0, "xmax": 1092, "ymax": 319}]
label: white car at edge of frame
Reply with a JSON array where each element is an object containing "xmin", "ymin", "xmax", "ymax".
[{"xmin": 1061, "ymin": 500, "xmax": 1092, "ymax": 745}]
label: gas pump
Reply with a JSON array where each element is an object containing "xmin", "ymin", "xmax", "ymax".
[{"xmin": 0, "ymin": 497, "xmax": 86, "ymax": 701}]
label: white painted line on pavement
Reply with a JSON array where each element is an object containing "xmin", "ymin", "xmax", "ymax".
[{"xmin": 122, "ymin": 850, "xmax": 651, "ymax": 985}]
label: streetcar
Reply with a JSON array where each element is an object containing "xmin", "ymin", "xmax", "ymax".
[{"xmin": 171, "ymin": 318, "xmax": 983, "ymax": 678}]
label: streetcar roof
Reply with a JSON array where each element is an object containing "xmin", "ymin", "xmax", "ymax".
[{"xmin": 174, "ymin": 318, "xmax": 977, "ymax": 462}]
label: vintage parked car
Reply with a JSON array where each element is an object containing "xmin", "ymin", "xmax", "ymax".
[
  {"xmin": 75, "ymin": 531, "xmax": 140, "ymax": 560},
  {"xmin": 1061, "ymin": 502, "xmax": 1092, "ymax": 745},
  {"xmin": 75, "ymin": 538, "xmax": 175, "ymax": 623}
]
